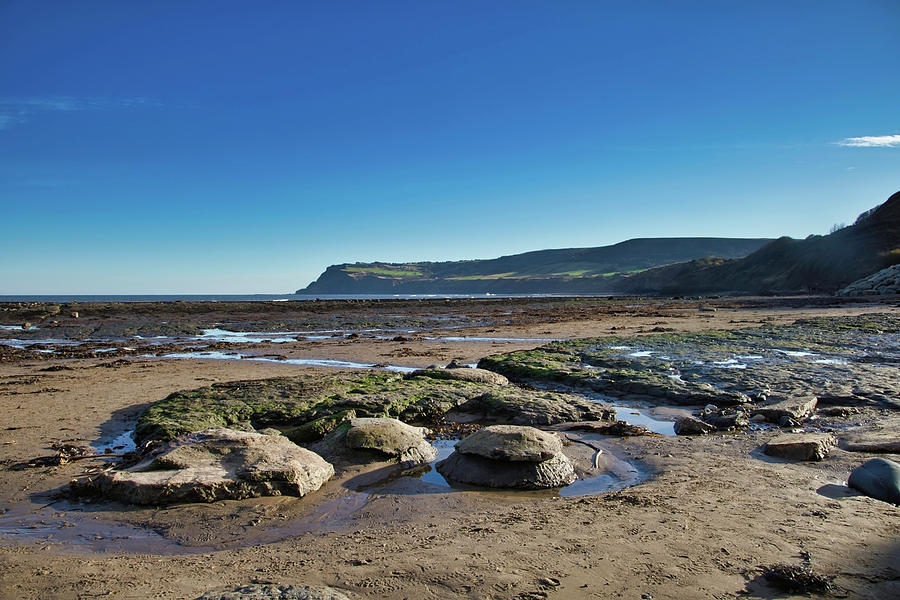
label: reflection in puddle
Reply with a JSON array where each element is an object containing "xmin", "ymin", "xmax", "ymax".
[
  {"xmin": 434, "ymin": 336, "xmax": 559, "ymax": 343},
  {"xmin": 92, "ymin": 429, "xmax": 137, "ymax": 454},
  {"xmin": 151, "ymin": 351, "xmax": 418, "ymax": 373},
  {"xmin": 776, "ymin": 349, "xmax": 817, "ymax": 357},
  {"xmin": 712, "ymin": 359, "xmax": 747, "ymax": 369},
  {"xmin": 609, "ymin": 405, "xmax": 675, "ymax": 435}
]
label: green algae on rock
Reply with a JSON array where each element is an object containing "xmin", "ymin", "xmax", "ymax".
[
  {"xmin": 134, "ymin": 370, "xmax": 615, "ymax": 445},
  {"xmin": 478, "ymin": 314, "xmax": 900, "ymax": 409}
]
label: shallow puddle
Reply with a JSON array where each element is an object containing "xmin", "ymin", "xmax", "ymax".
[
  {"xmin": 607, "ymin": 405, "xmax": 676, "ymax": 435},
  {"xmin": 405, "ymin": 437, "xmax": 645, "ymax": 498},
  {"xmin": 150, "ymin": 351, "xmax": 419, "ymax": 373}
]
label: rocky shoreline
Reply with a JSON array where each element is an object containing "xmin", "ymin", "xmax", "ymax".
[{"xmin": 1, "ymin": 296, "xmax": 898, "ymax": 599}]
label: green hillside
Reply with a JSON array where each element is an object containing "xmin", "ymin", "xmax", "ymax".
[{"xmin": 298, "ymin": 237, "xmax": 771, "ymax": 294}]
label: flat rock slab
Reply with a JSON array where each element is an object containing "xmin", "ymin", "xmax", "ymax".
[
  {"xmin": 764, "ymin": 433, "xmax": 836, "ymax": 461},
  {"xmin": 848, "ymin": 458, "xmax": 900, "ymax": 505},
  {"xmin": 456, "ymin": 425, "xmax": 563, "ymax": 462},
  {"xmin": 413, "ymin": 367, "xmax": 510, "ymax": 386},
  {"xmin": 454, "ymin": 390, "xmax": 615, "ymax": 426},
  {"xmin": 752, "ymin": 396, "xmax": 818, "ymax": 423},
  {"xmin": 71, "ymin": 427, "xmax": 334, "ymax": 505},
  {"xmin": 196, "ymin": 584, "xmax": 351, "ymax": 600},
  {"xmin": 436, "ymin": 452, "xmax": 576, "ymax": 489}
]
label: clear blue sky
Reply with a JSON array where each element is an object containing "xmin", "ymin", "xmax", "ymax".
[{"xmin": 2, "ymin": 1, "xmax": 898, "ymax": 293}]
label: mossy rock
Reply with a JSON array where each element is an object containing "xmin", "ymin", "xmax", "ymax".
[
  {"xmin": 476, "ymin": 314, "xmax": 900, "ymax": 408},
  {"xmin": 136, "ymin": 372, "xmax": 501, "ymax": 445}
]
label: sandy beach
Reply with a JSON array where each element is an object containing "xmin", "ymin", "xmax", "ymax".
[{"xmin": 1, "ymin": 296, "xmax": 898, "ymax": 599}]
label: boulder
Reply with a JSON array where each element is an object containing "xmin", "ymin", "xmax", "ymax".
[
  {"xmin": 752, "ymin": 396, "xmax": 818, "ymax": 424},
  {"xmin": 764, "ymin": 433, "xmax": 836, "ymax": 461},
  {"xmin": 454, "ymin": 425, "xmax": 563, "ymax": 462},
  {"xmin": 673, "ymin": 416, "xmax": 716, "ymax": 436},
  {"xmin": 411, "ymin": 367, "xmax": 510, "ymax": 386},
  {"xmin": 71, "ymin": 428, "xmax": 334, "ymax": 505},
  {"xmin": 436, "ymin": 425, "xmax": 576, "ymax": 489},
  {"xmin": 312, "ymin": 417, "xmax": 436, "ymax": 468},
  {"xmin": 196, "ymin": 584, "xmax": 351, "ymax": 600},
  {"xmin": 436, "ymin": 452, "xmax": 576, "ymax": 490},
  {"xmin": 848, "ymin": 458, "xmax": 900, "ymax": 505}
]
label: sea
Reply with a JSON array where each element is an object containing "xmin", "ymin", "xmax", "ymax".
[{"xmin": 0, "ymin": 293, "xmax": 613, "ymax": 303}]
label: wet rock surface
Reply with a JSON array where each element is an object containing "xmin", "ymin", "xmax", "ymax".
[
  {"xmin": 311, "ymin": 417, "xmax": 436, "ymax": 468},
  {"xmin": 436, "ymin": 425, "xmax": 577, "ymax": 489},
  {"xmin": 134, "ymin": 371, "xmax": 611, "ymax": 445},
  {"xmin": 412, "ymin": 365, "xmax": 510, "ymax": 386},
  {"xmin": 196, "ymin": 584, "xmax": 352, "ymax": 600},
  {"xmin": 478, "ymin": 314, "xmax": 900, "ymax": 413},
  {"xmin": 764, "ymin": 433, "xmax": 837, "ymax": 461},
  {"xmin": 452, "ymin": 389, "xmax": 615, "ymax": 426},
  {"xmin": 71, "ymin": 427, "xmax": 334, "ymax": 505},
  {"xmin": 848, "ymin": 458, "xmax": 900, "ymax": 505}
]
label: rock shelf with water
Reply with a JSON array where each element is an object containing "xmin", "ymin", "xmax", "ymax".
[{"xmin": 477, "ymin": 314, "xmax": 900, "ymax": 412}]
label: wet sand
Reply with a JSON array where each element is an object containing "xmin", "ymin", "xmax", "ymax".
[{"xmin": 1, "ymin": 296, "xmax": 898, "ymax": 599}]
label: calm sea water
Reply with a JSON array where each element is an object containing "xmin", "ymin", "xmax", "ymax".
[{"xmin": 0, "ymin": 293, "xmax": 613, "ymax": 303}]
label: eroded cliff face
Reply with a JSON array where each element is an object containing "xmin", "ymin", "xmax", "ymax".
[{"xmin": 635, "ymin": 190, "xmax": 900, "ymax": 295}]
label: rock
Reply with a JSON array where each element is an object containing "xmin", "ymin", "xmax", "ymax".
[
  {"xmin": 702, "ymin": 410, "xmax": 749, "ymax": 430},
  {"xmin": 281, "ymin": 410, "xmax": 356, "ymax": 444},
  {"xmin": 312, "ymin": 417, "xmax": 436, "ymax": 468},
  {"xmin": 196, "ymin": 583, "xmax": 351, "ymax": 600},
  {"xmin": 764, "ymin": 433, "xmax": 836, "ymax": 461},
  {"xmin": 411, "ymin": 367, "xmax": 510, "ymax": 386},
  {"xmin": 752, "ymin": 396, "xmax": 818, "ymax": 424},
  {"xmin": 453, "ymin": 390, "xmax": 615, "ymax": 426},
  {"xmin": 838, "ymin": 264, "xmax": 900, "ymax": 296},
  {"xmin": 436, "ymin": 425, "xmax": 576, "ymax": 489},
  {"xmin": 844, "ymin": 440, "xmax": 900, "ymax": 454},
  {"xmin": 455, "ymin": 425, "xmax": 563, "ymax": 462},
  {"xmin": 71, "ymin": 428, "xmax": 334, "ymax": 505},
  {"xmin": 436, "ymin": 452, "xmax": 576, "ymax": 489},
  {"xmin": 257, "ymin": 427, "xmax": 283, "ymax": 436},
  {"xmin": 848, "ymin": 458, "xmax": 900, "ymax": 504},
  {"xmin": 674, "ymin": 416, "xmax": 716, "ymax": 436}
]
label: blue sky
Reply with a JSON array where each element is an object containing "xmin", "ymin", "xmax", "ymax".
[{"xmin": 1, "ymin": 1, "xmax": 898, "ymax": 293}]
